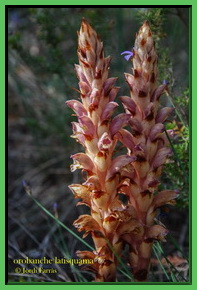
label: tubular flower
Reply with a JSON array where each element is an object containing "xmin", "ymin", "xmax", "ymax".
[
  {"xmin": 118, "ymin": 21, "xmax": 178, "ymax": 281},
  {"xmin": 66, "ymin": 19, "xmax": 135, "ymax": 282}
]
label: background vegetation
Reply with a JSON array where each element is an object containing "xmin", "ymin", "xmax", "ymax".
[{"xmin": 8, "ymin": 7, "xmax": 189, "ymax": 282}]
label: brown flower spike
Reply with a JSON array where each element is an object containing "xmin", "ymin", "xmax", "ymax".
[
  {"xmin": 67, "ymin": 19, "xmax": 178, "ymax": 282},
  {"xmin": 67, "ymin": 19, "xmax": 135, "ymax": 282},
  {"xmin": 118, "ymin": 21, "xmax": 178, "ymax": 281}
]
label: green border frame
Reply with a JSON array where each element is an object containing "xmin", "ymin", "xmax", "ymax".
[{"xmin": 3, "ymin": 1, "xmax": 194, "ymax": 289}]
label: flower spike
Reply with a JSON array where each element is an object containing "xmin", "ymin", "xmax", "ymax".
[
  {"xmin": 119, "ymin": 21, "xmax": 177, "ymax": 281},
  {"xmin": 67, "ymin": 19, "xmax": 135, "ymax": 282}
]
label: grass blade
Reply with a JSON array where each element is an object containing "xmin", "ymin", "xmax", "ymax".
[
  {"xmin": 154, "ymin": 242, "xmax": 188, "ymax": 282},
  {"xmin": 153, "ymin": 245, "xmax": 171, "ymax": 281},
  {"xmin": 28, "ymin": 194, "xmax": 94, "ymax": 251}
]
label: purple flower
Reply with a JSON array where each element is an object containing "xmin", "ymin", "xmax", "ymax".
[
  {"xmin": 22, "ymin": 180, "xmax": 32, "ymax": 195},
  {"xmin": 121, "ymin": 50, "xmax": 133, "ymax": 61},
  {"xmin": 162, "ymin": 80, "xmax": 169, "ymax": 85},
  {"xmin": 22, "ymin": 180, "xmax": 27, "ymax": 187},
  {"xmin": 53, "ymin": 202, "xmax": 59, "ymax": 218},
  {"xmin": 53, "ymin": 202, "xmax": 58, "ymax": 210}
]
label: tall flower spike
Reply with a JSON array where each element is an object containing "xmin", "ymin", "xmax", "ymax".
[
  {"xmin": 119, "ymin": 21, "xmax": 178, "ymax": 281},
  {"xmin": 67, "ymin": 19, "xmax": 133, "ymax": 282}
]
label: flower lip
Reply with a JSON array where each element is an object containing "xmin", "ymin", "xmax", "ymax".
[
  {"xmin": 121, "ymin": 50, "xmax": 134, "ymax": 61},
  {"xmin": 98, "ymin": 132, "xmax": 113, "ymax": 151}
]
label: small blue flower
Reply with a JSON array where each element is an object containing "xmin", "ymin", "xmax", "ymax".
[
  {"xmin": 22, "ymin": 180, "xmax": 27, "ymax": 187},
  {"xmin": 22, "ymin": 180, "xmax": 32, "ymax": 195},
  {"xmin": 53, "ymin": 202, "xmax": 59, "ymax": 218},
  {"xmin": 121, "ymin": 50, "xmax": 133, "ymax": 61},
  {"xmin": 53, "ymin": 202, "xmax": 58, "ymax": 210},
  {"xmin": 162, "ymin": 80, "xmax": 169, "ymax": 85}
]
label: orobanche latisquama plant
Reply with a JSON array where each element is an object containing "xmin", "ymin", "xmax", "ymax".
[{"xmin": 66, "ymin": 19, "xmax": 178, "ymax": 282}]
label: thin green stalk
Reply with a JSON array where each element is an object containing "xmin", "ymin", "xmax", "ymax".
[
  {"xmin": 46, "ymin": 217, "xmax": 87, "ymax": 282},
  {"xmin": 28, "ymin": 194, "xmax": 94, "ymax": 251},
  {"xmin": 56, "ymin": 226, "xmax": 88, "ymax": 282},
  {"xmin": 153, "ymin": 245, "xmax": 171, "ymax": 281},
  {"xmin": 161, "ymin": 255, "xmax": 188, "ymax": 282},
  {"xmin": 154, "ymin": 242, "xmax": 188, "ymax": 282}
]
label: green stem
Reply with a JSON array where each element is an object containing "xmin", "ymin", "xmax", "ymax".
[
  {"xmin": 153, "ymin": 245, "xmax": 171, "ymax": 281},
  {"xmin": 29, "ymin": 194, "xmax": 94, "ymax": 251},
  {"xmin": 154, "ymin": 242, "xmax": 188, "ymax": 282}
]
